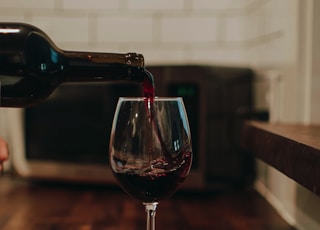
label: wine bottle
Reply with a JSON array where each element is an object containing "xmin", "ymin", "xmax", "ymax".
[{"xmin": 0, "ymin": 22, "xmax": 154, "ymax": 107}]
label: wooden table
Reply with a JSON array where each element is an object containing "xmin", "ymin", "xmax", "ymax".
[
  {"xmin": 0, "ymin": 175, "xmax": 294, "ymax": 230},
  {"xmin": 242, "ymin": 121, "xmax": 320, "ymax": 196}
]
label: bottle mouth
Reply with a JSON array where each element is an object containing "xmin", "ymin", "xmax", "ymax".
[{"xmin": 125, "ymin": 53, "xmax": 144, "ymax": 67}]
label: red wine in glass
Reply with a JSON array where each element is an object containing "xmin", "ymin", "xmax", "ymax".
[
  {"xmin": 113, "ymin": 150, "xmax": 192, "ymax": 203},
  {"xmin": 109, "ymin": 84, "xmax": 193, "ymax": 230}
]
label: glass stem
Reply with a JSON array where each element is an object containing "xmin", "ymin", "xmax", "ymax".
[{"xmin": 143, "ymin": 202, "xmax": 158, "ymax": 230}]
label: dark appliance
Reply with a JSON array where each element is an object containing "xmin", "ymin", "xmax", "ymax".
[{"xmin": 9, "ymin": 65, "xmax": 255, "ymax": 190}]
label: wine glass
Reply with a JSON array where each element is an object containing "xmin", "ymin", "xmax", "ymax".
[{"xmin": 109, "ymin": 97, "xmax": 193, "ymax": 230}]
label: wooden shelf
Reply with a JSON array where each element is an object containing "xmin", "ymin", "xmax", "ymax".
[{"xmin": 242, "ymin": 121, "xmax": 320, "ymax": 196}]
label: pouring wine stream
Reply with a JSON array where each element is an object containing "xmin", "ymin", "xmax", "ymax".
[
  {"xmin": 141, "ymin": 70, "xmax": 175, "ymax": 230},
  {"xmin": 142, "ymin": 70, "xmax": 174, "ymax": 166}
]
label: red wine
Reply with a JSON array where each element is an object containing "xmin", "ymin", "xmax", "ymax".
[
  {"xmin": 113, "ymin": 151, "xmax": 192, "ymax": 202},
  {"xmin": 0, "ymin": 22, "xmax": 152, "ymax": 107},
  {"xmin": 112, "ymin": 82, "xmax": 193, "ymax": 202},
  {"xmin": 142, "ymin": 70, "xmax": 155, "ymax": 98},
  {"xmin": 142, "ymin": 71, "xmax": 178, "ymax": 166}
]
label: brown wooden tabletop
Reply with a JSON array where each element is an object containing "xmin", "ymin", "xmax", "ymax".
[
  {"xmin": 0, "ymin": 175, "xmax": 295, "ymax": 230},
  {"xmin": 242, "ymin": 121, "xmax": 320, "ymax": 196}
]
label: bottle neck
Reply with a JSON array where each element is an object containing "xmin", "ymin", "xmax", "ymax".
[
  {"xmin": 65, "ymin": 51, "xmax": 145, "ymax": 67},
  {"xmin": 62, "ymin": 51, "xmax": 147, "ymax": 82}
]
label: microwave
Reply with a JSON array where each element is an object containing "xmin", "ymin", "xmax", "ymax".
[{"xmin": 5, "ymin": 65, "xmax": 256, "ymax": 190}]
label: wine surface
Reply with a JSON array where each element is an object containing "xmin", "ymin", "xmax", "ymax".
[{"xmin": 113, "ymin": 151, "xmax": 192, "ymax": 202}]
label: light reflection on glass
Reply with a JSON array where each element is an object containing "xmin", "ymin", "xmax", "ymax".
[{"xmin": 0, "ymin": 29, "xmax": 20, "ymax": 33}]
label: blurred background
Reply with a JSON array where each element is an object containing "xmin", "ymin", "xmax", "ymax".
[{"xmin": 0, "ymin": 0, "xmax": 319, "ymax": 229}]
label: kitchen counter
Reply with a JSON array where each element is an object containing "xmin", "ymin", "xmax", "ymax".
[
  {"xmin": 0, "ymin": 175, "xmax": 294, "ymax": 230},
  {"xmin": 242, "ymin": 121, "xmax": 320, "ymax": 196}
]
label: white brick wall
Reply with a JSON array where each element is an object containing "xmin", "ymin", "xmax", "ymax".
[
  {"xmin": 192, "ymin": 0, "xmax": 255, "ymax": 10},
  {"xmin": 160, "ymin": 16, "xmax": 218, "ymax": 43},
  {"xmin": 127, "ymin": 0, "xmax": 184, "ymax": 10},
  {"xmin": 0, "ymin": 0, "xmax": 307, "ymax": 119},
  {"xmin": 0, "ymin": 0, "xmax": 311, "ymax": 134},
  {"xmin": 0, "ymin": 0, "xmax": 55, "ymax": 9},
  {"xmin": 0, "ymin": 0, "xmax": 254, "ymax": 65},
  {"xmin": 224, "ymin": 15, "xmax": 246, "ymax": 43},
  {"xmin": 97, "ymin": 16, "xmax": 153, "ymax": 43},
  {"xmin": 31, "ymin": 16, "xmax": 90, "ymax": 44},
  {"xmin": 62, "ymin": 0, "xmax": 119, "ymax": 10}
]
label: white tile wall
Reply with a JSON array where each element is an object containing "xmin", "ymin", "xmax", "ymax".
[
  {"xmin": 0, "ymin": 1, "xmax": 311, "ymax": 136},
  {"xmin": 97, "ymin": 16, "xmax": 153, "ymax": 43},
  {"xmin": 192, "ymin": 0, "xmax": 254, "ymax": 10},
  {"xmin": 127, "ymin": 0, "xmax": 184, "ymax": 10},
  {"xmin": 62, "ymin": 0, "xmax": 119, "ymax": 11},
  {"xmin": 224, "ymin": 15, "xmax": 246, "ymax": 43},
  {"xmin": 0, "ymin": 0, "xmax": 55, "ymax": 9},
  {"xmin": 160, "ymin": 16, "xmax": 218, "ymax": 43},
  {"xmin": 0, "ymin": 0, "xmax": 253, "ymax": 66},
  {"xmin": 263, "ymin": 0, "xmax": 287, "ymax": 35},
  {"xmin": 31, "ymin": 16, "xmax": 90, "ymax": 44},
  {"xmin": 0, "ymin": 14, "xmax": 25, "ymax": 23}
]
